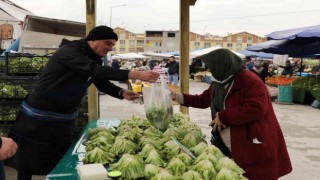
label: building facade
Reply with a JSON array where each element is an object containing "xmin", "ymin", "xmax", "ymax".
[{"xmin": 112, "ymin": 27, "xmax": 267, "ymax": 54}]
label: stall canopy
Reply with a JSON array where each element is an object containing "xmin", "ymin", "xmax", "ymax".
[
  {"xmin": 142, "ymin": 52, "xmax": 173, "ymax": 58},
  {"xmin": 239, "ymin": 49, "xmax": 274, "ymax": 59},
  {"xmin": 190, "ymin": 46, "xmax": 245, "ymax": 59},
  {"xmin": 267, "ymin": 25, "xmax": 320, "ymax": 40},
  {"xmin": 112, "ymin": 53, "xmax": 146, "ymax": 59}
]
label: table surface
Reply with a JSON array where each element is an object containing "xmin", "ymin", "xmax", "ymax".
[{"xmin": 46, "ymin": 118, "xmax": 121, "ymax": 180}]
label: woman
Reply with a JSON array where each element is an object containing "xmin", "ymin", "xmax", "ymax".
[{"xmin": 171, "ymin": 48, "xmax": 292, "ymax": 180}]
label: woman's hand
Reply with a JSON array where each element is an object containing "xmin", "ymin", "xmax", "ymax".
[
  {"xmin": 209, "ymin": 112, "xmax": 227, "ymax": 132},
  {"xmin": 123, "ymin": 90, "xmax": 141, "ymax": 101},
  {"xmin": 170, "ymin": 90, "xmax": 176, "ymax": 100}
]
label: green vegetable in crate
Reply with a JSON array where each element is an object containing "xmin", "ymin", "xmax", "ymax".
[
  {"xmin": 202, "ymin": 145, "xmax": 225, "ymax": 160},
  {"xmin": 0, "ymin": 84, "xmax": 27, "ymax": 97},
  {"xmin": 150, "ymin": 169, "xmax": 176, "ymax": 180},
  {"xmin": 165, "ymin": 158, "xmax": 186, "ymax": 176},
  {"xmin": 82, "ymin": 146, "xmax": 114, "ymax": 164},
  {"xmin": 162, "ymin": 140, "xmax": 181, "ymax": 159},
  {"xmin": 193, "ymin": 160, "xmax": 217, "ymax": 180},
  {"xmin": 190, "ymin": 142, "xmax": 208, "ymax": 156},
  {"xmin": 143, "ymin": 127, "xmax": 163, "ymax": 138},
  {"xmin": 174, "ymin": 152, "xmax": 194, "ymax": 166},
  {"xmin": 216, "ymin": 168, "xmax": 248, "ymax": 180},
  {"xmin": 144, "ymin": 164, "xmax": 161, "ymax": 179},
  {"xmin": 117, "ymin": 124, "xmax": 143, "ymax": 142},
  {"xmin": 111, "ymin": 136, "xmax": 138, "ymax": 156},
  {"xmin": 110, "ymin": 154, "xmax": 145, "ymax": 179},
  {"xmin": 194, "ymin": 151, "xmax": 218, "ymax": 165},
  {"xmin": 145, "ymin": 149, "xmax": 166, "ymax": 167},
  {"xmin": 162, "ymin": 127, "xmax": 180, "ymax": 142},
  {"xmin": 139, "ymin": 136, "xmax": 163, "ymax": 150},
  {"xmin": 139, "ymin": 144, "xmax": 156, "ymax": 159},
  {"xmin": 181, "ymin": 129, "xmax": 205, "ymax": 149},
  {"xmin": 216, "ymin": 157, "xmax": 245, "ymax": 175},
  {"xmin": 181, "ymin": 170, "xmax": 203, "ymax": 180}
]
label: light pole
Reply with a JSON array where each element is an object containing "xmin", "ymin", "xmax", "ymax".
[{"xmin": 110, "ymin": 4, "xmax": 126, "ymax": 28}]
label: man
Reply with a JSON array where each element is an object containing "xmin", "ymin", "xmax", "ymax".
[
  {"xmin": 6, "ymin": 26, "xmax": 159, "ymax": 180},
  {"xmin": 165, "ymin": 56, "xmax": 179, "ymax": 86}
]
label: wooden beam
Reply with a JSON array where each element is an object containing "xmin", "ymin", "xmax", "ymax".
[
  {"xmin": 189, "ymin": 0, "xmax": 197, "ymax": 6},
  {"xmin": 179, "ymin": 0, "xmax": 190, "ymax": 114},
  {"xmin": 86, "ymin": 0, "xmax": 99, "ymax": 121}
]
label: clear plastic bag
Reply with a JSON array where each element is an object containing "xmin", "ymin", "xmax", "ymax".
[{"xmin": 143, "ymin": 75, "xmax": 173, "ymax": 131}]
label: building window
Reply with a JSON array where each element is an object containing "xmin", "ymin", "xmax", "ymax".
[
  {"xmin": 155, "ymin": 50, "xmax": 162, "ymax": 53},
  {"xmin": 155, "ymin": 41, "xmax": 162, "ymax": 47},
  {"xmin": 227, "ymin": 43, "xmax": 232, "ymax": 47},
  {"xmin": 129, "ymin": 40, "xmax": 135, "ymax": 46},
  {"xmin": 120, "ymin": 33, "xmax": 126, "ymax": 39},
  {"xmin": 168, "ymin": 33, "xmax": 175, "ymax": 37},
  {"xmin": 227, "ymin": 36, "xmax": 231, "ymax": 42},
  {"xmin": 247, "ymin": 36, "xmax": 252, "ymax": 41},
  {"xmin": 120, "ymin": 40, "xmax": 125, "ymax": 45},
  {"xmin": 216, "ymin": 43, "xmax": 223, "ymax": 47},
  {"xmin": 237, "ymin": 36, "xmax": 242, "ymax": 43},
  {"xmin": 129, "ymin": 33, "xmax": 135, "ymax": 37},
  {"xmin": 137, "ymin": 40, "xmax": 144, "ymax": 46},
  {"xmin": 194, "ymin": 42, "xmax": 200, "ymax": 46},
  {"xmin": 237, "ymin": 43, "xmax": 242, "ymax": 49},
  {"xmin": 204, "ymin": 43, "xmax": 211, "ymax": 48}
]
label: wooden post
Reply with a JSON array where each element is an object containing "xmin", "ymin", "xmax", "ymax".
[
  {"xmin": 86, "ymin": 0, "xmax": 98, "ymax": 121},
  {"xmin": 179, "ymin": 0, "xmax": 190, "ymax": 114}
]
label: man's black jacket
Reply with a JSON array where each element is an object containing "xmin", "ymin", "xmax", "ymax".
[{"xmin": 27, "ymin": 39, "xmax": 129, "ymax": 113}]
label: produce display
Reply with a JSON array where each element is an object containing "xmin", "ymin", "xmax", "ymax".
[
  {"xmin": 5, "ymin": 56, "xmax": 49, "ymax": 73},
  {"xmin": 266, "ymin": 76, "xmax": 297, "ymax": 86},
  {"xmin": 293, "ymin": 75, "xmax": 320, "ymax": 101},
  {"xmin": 0, "ymin": 103, "xmax": 20, "ymax": 121},
  {"xmin": 83, "ymin": 114, "xmax": 247, "ymax": 180},
  {"xmin": 0, "ymin": 83, "xmax": 28, "ymax": 98}
]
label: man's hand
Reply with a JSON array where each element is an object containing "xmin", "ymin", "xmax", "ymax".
[
  {"xmin": 0, "ymin": 137, "xmax": 18, "ymax": 160},
  {"xmin": 128, "ymin": 70, "xmax": 159, "ymax": 83},
  {"xmin": 209, "ymin": 112, "xmax": 227, "ymax": 132},
  {"xmin": 123, "ymin": 90, "xmax": 141, "ymax": 101}
]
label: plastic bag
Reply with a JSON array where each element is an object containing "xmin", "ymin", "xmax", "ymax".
[{"xmin": 143, "ymin": 75, "xmax": 173, "ymax": 131}]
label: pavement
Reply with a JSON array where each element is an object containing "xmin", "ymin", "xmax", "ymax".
[{"xmin": 5, "ymin": 80, "xmax": 320, "ymax": 179}]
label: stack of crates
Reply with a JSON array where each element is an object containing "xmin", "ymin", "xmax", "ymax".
[{"xmin": 0, "ymin": 52, "xmax": 89, "ymax": 138}]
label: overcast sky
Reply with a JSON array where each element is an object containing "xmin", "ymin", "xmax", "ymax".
[{"xmin": 11, "ymin": 0, "xmax": 320, "ymax": 37}]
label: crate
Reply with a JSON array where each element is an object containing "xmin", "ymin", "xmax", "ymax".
[
  {"xmin": 278, "ymin": 85, "xmax": 293, "ymax": 104},
  {"xmin": 0, "ymin": 75, "xmax": 39, "ymax": 99},
  {"xmin": 4, "ymin": 52, "xmax": 50, "ymax": 76}
]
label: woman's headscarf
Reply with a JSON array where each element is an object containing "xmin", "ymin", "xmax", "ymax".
[{"xmin": 198, "ymin": 48, "xmax": 243, "ymax": 116}]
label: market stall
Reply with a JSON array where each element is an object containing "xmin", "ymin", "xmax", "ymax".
[{"xmin": 46, "ymin": 115, "xmax": 247, "ymax": 179}]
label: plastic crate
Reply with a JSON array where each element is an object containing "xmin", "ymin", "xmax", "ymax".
[
  {"xmin": 0, "ymin": 75, "xmax": 39, "ymax": 99},
  {"xmin": 278, "ymin": 85, "xmax": 293, "ymax": 104},
  {"xmin": 4, "ymin": 52, "xmax": 50, "ymax": 75}
]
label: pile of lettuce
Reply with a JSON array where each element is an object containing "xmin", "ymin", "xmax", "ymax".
[{"xmin": 83, "ymin": 114, "xmax": 247, "ymax": 180}]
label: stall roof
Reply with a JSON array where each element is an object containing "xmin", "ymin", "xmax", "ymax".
[
  {"xmin": 0, "ymin": 0, "xmax": 33, "ymax": 21},
  {"xmin": 24, "ymin": 15, "xmax": 86, "ymax": 37}
]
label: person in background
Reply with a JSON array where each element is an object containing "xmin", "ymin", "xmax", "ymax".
[
  {"xmin": 6, "ymin": 26, "xmax": 159, "ymax": 180},
  {"xmin": 111, "ymin": 59, "xmax": 121, "ymax": 69},
  {"xmin": 171, "ymin": 48, "xmax": 292, "ymax": 180},
  {"xmin": 279, "ymin": 60, "xmax": 293, "ymax": 76},
  {"xmin": 245, "ymin": 56, "xmax": 254, "ymax": 70},
  {"xmin": 250, "ymin": 60, "xmax": 271, "ymax": 83},
  {"xmin": 0, "ymin": 136, "xmax": 18, "ymax": 180},
  {"xmin": 165, "ymin": 56, "xmax": 179, "ymax": 86}
]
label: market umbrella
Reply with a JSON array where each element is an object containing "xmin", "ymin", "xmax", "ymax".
[
  {"xmin": 267, "ymin": 25, "xmax": 320, "ymax": 40},
  {"xmin": 239, "ymin": 49, "xmax": 274, "ymax": 59}
]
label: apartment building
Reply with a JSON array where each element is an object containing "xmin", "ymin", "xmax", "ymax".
[
  {"xmin": 222, "ymin": 32, "xmax": 267, "ymax": 51},
  {"xmin": 144, "ymin": 30, "xmax": 180, "ymax": 54},
  {"xmin": 112, "ymin": 27, "xmax": 266, "ymax": 54}
]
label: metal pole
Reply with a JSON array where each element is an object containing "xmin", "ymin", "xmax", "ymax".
[
  {"xmin": 86, "ymin": 0, "xmax": 98, "ymax": 121},
  {"xmin": 179, "ymin": 0, "xmax": 190, "ymax": 114}
]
